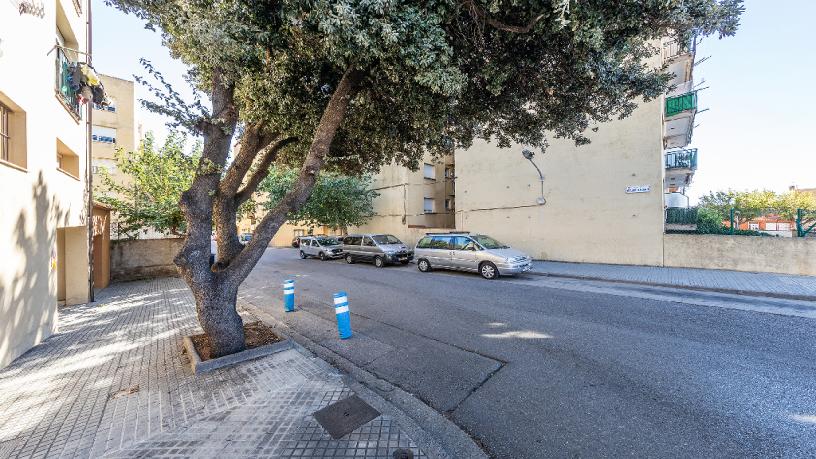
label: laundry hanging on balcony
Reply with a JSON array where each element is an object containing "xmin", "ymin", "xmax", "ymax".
[{"xmin": 66, "ymin": 62, "xmax": 110, "ymax": 107}]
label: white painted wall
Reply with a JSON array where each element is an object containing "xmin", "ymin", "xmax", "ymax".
[{"xmin": 0, "ymin": 0, "xmax": 90, "ymax": 368}]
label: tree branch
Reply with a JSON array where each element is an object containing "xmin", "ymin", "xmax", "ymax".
[
  {"xmin": 463, "ymin": 0, "xmax": 546, "ymax": 34},
  {"xmin": 235, "ymin": 136, "xmax": 298, "ymax": 206},
  {"xmin": 220, "ymin": 123, "xmax": 275, "ymax": 197},
  {"xmin": 227, "ymin": 65, "xmax": 365, "ymax": 282}
]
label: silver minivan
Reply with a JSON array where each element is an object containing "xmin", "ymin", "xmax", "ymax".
[
  {"xmin": 342, "ymin": 234, "xmax": 414, "ymax": 267},
  {"xmin": 298, "ymin": 236, "xmax": 344, "ymax": 260},
  {"xmin": 413, "ymin": 232, "xmax": 532, "ymax": 279}
]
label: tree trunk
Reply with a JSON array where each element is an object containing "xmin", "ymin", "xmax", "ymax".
[{"xmin": 196, "ymin": 282, "xmax": 244, "ymax": 357}]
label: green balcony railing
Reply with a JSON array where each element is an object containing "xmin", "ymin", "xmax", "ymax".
[
  {"xmin": 666, "ymin": 206, "xmax": 698, "ymax": 225},
  {"xmin": 55, "ymin": 48, "xmax": 82, "ymax": 119},
  {"xmin": 665, "ymin": 91, "xmax": 697, "ymax": 117},
  {"xmin": 665, "ymin": 148, "xmax": 698, "ymax": 170}
]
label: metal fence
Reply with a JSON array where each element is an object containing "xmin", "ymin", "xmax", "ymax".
[
  {"xmin": 797, "ymin": 209, "xmax": 816, "ymax": 237},
  {"xmin": 666, "ymin": 206, "xmax": 814, "ymax": 237},
  {"xmin": 665, "ymin": 207, "xmax": 698, "ymax": 225}
]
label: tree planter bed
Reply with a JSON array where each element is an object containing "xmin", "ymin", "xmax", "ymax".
[{"xmin": 183, "ymin": 321, "xmax": 291, "ymax": 374}]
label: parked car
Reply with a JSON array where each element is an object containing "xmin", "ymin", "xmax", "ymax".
[
  {"xmin": 239, "ymin": 233, "xmax": 253, "ymax": 245},
  {"xmin": 299, "ymin": 236, "xmax": 344, "ymax": 260},
  {"xmin": 413, "ymin": 232, "xmax": 532, "ymax": 279},
  {"xmin": 341, "ymin": 234, "xmax": 413, "ymax": 267}
]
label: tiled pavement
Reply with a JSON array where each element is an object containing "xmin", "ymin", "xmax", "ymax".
[
  {"xmin": 531, "ymin": 260, "xmax": 816, "ymax": 299},
  {"xmin": 0, "ymin": 278, "xmax": 423, "ymax": 458}
]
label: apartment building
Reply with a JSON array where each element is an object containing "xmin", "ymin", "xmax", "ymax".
[
  {"xmin": 351, "ymin": 153, "xmax": 456, "ymax": 233},
  {"xmin": 358, "ymin": 39, "xmax": 701, "ymax": 266},
  {"xmin": 90, "ymin": 74, "xmax": 142, "ymax": 239},
  {"xmin": 0, "ymin": 0, "xmax": 93, "ymax": 368},
  {"xmin": 91, "ymin": 74, "xmax": 136, "ymax": 188}
]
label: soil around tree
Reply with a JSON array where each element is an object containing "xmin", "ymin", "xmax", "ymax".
[{"xmin": 190, "ymin": 321, "xmax": 282, "ymax": 361}]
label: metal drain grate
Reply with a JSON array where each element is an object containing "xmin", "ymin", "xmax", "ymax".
[{"xmin": 312, "ymin": 395, "xmax": 381, "ymax": 439}]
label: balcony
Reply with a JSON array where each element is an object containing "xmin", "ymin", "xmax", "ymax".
[
  {"xmin": 665, "ymin": 148, "xmax": 698, "ymax": 170},
  {"xmin": 664, "ymin": 148, "xmax": 698, "ymax": 193},
  {"xmin": 55, "ymin": 48, "xmax": 82, "ymax": 119},
  {"xmin": 666, "ymin": 92, "xmax": 697, "ymax": 117},
  {"xmin": 664, "ymin": 91, "xmax": 697, "ymax": 149},
  {"xmin": 662, "ymin": 37, "xmax": 696, "ymax": 63}
]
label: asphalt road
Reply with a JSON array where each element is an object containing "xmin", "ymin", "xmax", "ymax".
[{"xmin": 241, "ymin": 248, "xmax": 816, "ymax": 458}]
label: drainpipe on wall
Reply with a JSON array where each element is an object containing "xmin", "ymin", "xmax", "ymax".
[{"xmin": 85, "ymin": 0, "xmax": 94, "ymax": 303}]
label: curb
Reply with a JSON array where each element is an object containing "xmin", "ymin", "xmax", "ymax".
[
  {"xmin": 182, "ymin": 335, "xmax": 293, "ymax": 374},
  {"xmin": 526, "ymin": 270, "xmax": 816, "ymax": 302},
  {"xmin": 238, "ymin": 298, "xmax": 489, "ymax": 459}
]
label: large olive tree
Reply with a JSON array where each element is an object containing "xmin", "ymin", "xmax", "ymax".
[{"xmin": 109, "ymin": 0, "xmax": 743, "ymax": 357}]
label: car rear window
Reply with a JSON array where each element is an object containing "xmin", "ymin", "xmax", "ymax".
[{"xmin": 416, "ymin": 237, "xmax": 432, "ymax": 249}]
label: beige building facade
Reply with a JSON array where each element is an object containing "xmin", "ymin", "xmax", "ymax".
[
  {"xmin": 0, "ymin": 0, "xmax": 93, "ymax": 368},
  {"xmin": 351, "ymin": 153, "xmax": 455, "ymax": 237},
  {"xmin": 359, "ymin": 39, "xmax": 700, "ymax": 266}
]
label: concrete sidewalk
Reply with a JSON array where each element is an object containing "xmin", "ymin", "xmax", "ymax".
[
  {"xmin": 0, "ymin": 278, "xmax": 429, "ymax": 458},
  {"xmin": 531, "ymin": 261, "xmax": 816, "ymax": 300}
]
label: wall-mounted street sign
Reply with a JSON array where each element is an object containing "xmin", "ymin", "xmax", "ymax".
[{"xmin": 625, "ymin": 185, "xmax": 651, "ymax": 194}]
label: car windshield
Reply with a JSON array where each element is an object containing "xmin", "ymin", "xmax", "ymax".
[
  {"xmin": 372, "ymin": 235, "xmax": 402, "ymax": 245},
  {"xmin": 472, "ymin": 235, "xmax": 509, "ymax": 249},
  {"xmin": 315, "ymin": 237, "xmax": 338, "ymax": 246}
]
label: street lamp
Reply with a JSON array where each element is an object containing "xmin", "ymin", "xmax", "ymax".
[{"xmin": 522, "ymin": 149, "xmax": 546, "ymax": 205}]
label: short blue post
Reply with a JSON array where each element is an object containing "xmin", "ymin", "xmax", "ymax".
[
  {"xmin": 334, "ymin": 291, "xmax": 352, "ymax": 339},
  {"xmin": 283, "ymin": 279, "xmax": 295, "ymax": 312}
]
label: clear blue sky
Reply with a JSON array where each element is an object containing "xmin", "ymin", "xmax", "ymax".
[{"xmin": 92, "ymin": 0, "xmax": 816, "ymax": 202}]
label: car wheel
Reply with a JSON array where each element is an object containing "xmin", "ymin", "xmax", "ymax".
[
  {"xmin": 479, "ymin": 261, "xmax": 499, "ymax": 280},
  {"xmin": 319, "ymin": 252, "xmax": 327, "ymax": 261},
  {"xmin": 299, "ymin": 250, "xmax": 307, "ymax": 259},
  {"xmin": 374, "ymin": 256, "xmax": 385, "ymax": 268},
  {"xmin": 417, "ymin": 259, "xmax": 431, "ymax": 272},
  {"xmin": 345, "ymin": 254, "xmax": 354, "ymax": 264}
]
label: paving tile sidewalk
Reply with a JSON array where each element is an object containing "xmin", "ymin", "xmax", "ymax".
[
  {"xmin": 0, "ymin": 278, "xmax": 424, "ymax": 458},
  {"xmin": 531, "ymin": 261, "xmax": 816, "ymax": 299}
]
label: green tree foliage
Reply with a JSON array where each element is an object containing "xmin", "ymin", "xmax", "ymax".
[
  {"xmin": 259, "ymin": 168, "xmax": 378, "ymax": 229},
  {"xmin": 98, "ymin": 132, "xmax": 199, "ymax": 238},
  {"xmin": 107, "ymin": 0, "xmax": 744, "ymax": 356},
  {"xmin": 699, "ymin": 189, "xmax": 816, "ymax": 220}
]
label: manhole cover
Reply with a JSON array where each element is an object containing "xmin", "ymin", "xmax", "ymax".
[{"xmin": 313, "ymin": 395, "xmax": 380, "ymax": 439}]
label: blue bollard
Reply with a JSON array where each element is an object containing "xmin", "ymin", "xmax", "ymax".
[
  {"xmin": 334, "ymin": 291, "xmax": 352, "ymax": 339},
  {"xmin": 283, "ymin": 279, "xmax": 295, "ymax": 312}
]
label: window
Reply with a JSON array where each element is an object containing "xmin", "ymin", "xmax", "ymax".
[
  {"xmin": 293, "ymin": 229, "xmax": 305, "ymax": 237},
  {"xmin": 92, "ymin": 125, "xmax": 117, "ymax": 144},
  {"xmin": 423, "ymin": 197, "xmax": 434, "ymax": 213},
  {"xmin": 416, "ymin": 237, "xmax": 432, "ymax": 249},
  {"xmin": 778, "ymin": 222, "xmax": 791, "ymax": 231},
  {"xmin": 423, "ymin": 163, "xmax": 435, "ymax": 179},
  {"xmin": 450, "ymin": 236, "xmax": 469, "ymax": 250},
  {"xmin": 429, "ymin": 236, "xmax": 452, "ymax": 249},
  {"xmin": 372, "ymin": 235, "xmax": 401, "ymax": 245},
  {"xmin": 0, "ymin": 103, "xmax": 9, "ymax": 163},
  {"xmin": 445, "ymin": 166, "xmax": 454, "ymax": 179},
  {"xmin": 92, "ymin": 158, "xmax": 116, "ymax": 174},
  {"xmin": 94, "ymin": 101, "xmax": 117, "ymax": 112},
  {"xmin": 344, "ymin": 236, "xmax": 362, "ymax": 246},
  {"xmin": 56, "ymin": 139, "xmax": 80, "ymax": 179},
  {"xmin": 749, "ymin": 223, "xmax": 759, "ymax": 230},
  {"xmin": 363, "ymin": 236, "xmax": 376, "ymax": 247},
  {"xmin": 445, "ymin": 198, "xmax": 454, "ymax": 211},
  {"xmin": 765, "ymin": 222, "xmax": 777, "ymax": 231},
  {"xmin": 0, "ymin": 96, "xmax": 27, "ymax": 170}
]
